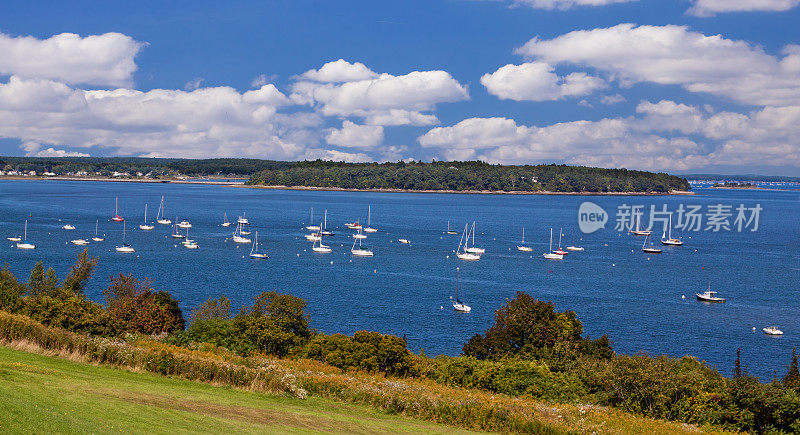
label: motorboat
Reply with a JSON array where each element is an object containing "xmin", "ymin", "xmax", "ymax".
[
  {"xmin": 71, "ymin": 239, "xmax": 90, "ymax": 246},
  {"xmin": 696, "ymin": 290, "xmax": 725, "ymax": 303},
  {"xmin": 398, "ymin": 238, "xmax": 411, "ymax": 244},
  {"xmin": 237, "ymin": 213, "xmax": 250, "ymax": 225},
  {"xmin": 763, "ymin": 327, "xmax": 784, "ymax": 336},
  {"xmin": 177, "ymin": 220, "xmax": 191, "ymax": 229},
  {"xmin": 62, "ymin": 224, "xmax": 75, "ymax": 230}
]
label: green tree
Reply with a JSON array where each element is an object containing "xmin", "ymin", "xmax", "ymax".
[{"xmin": 232, "ymin": 291, "xmax": 311, "ymax": 357}]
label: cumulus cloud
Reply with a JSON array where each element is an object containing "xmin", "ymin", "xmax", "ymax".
[
  {"xmin": 0, "ymin": 32, "xmax": 144, "ymax": 87},
  {"xmin": 325, "ymin": 121, "xmax": 384, "ymax": 148},
  {"xmin": 688, "ymin": 0, "xmax": 800, "ymax": 16},
  {"xmin": 291, "ymin": 60, "xmax": 469, "ymax": 126},
  {"xmin": 250, "ymin": 73, "xmax": 277, "ymax": 88},
  {"xmin": 516, "ymin": 24, "xmax": 800, "ymax": 107},
  {"xmin": 481, "ymin": 61, "xmax": 605, "ymax": 101},
  {"xmin": 184, "ymin": 77, "xmax": 204, "ymax": 91},
  {"xmin": 418, "ymin": 100, "xmax": 800, "ymax": 170},
  {"xmin": 600, "ymin": 94, "xmax": 626, "ymax": 105},
  {"xmin": 511, "ymin": 0, "xmax": 637, "ymax": 10},
  {"xmin": 302, "ymin": 148, "xmax": 372, "ymax": 163},
  {"xmin": 21, "ymin": 141, "xmax": 89, "ymax": 157}
]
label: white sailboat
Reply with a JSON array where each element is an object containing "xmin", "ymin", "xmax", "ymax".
[
  {"xmin": 304, "ymin": 231, "xmax": 321, "ymax": 242},
  {"xmin": 16, "ymin": 220, "xmax": 36, "ymax": 249},
  {"xmin": 249, "ymin": 231, "xmax": 267, "ymax": 258},
  {"xmin": 92, "ymin": 220, "xmax": 104, "ymax": 242},
  {"xmin": 398, "ymin": 238, "xmax": 411, "ymax": 244},
  {"xmin": 452, "ymin": 267, "xmax": 471, "ymax": 312},
  {"xmin": 629, "ymin": 212, "xmax": 651, "ymax": 236},
  {"xmin": 177, "ymin": 219, "xmax": 191, "ymax": 229},
  {"xmin": 71, "ymin": 238, "xmax": 90, "ymax": 246},
  {"xmin": 115, "ymin": 221, "xmax": 134, "ymax": 253},
  {"xmin": 232, "ymin": 222, "xmax": 251, "ymax": 243},
  {"xmin": 156, "ymin": 196, "xmax": 171, "ymax": 224},
  {"xmin": 320, "ymin": 209, "xmax": 334, "ymax": 236},
  {"xmin": 312, "ymin": 223, "xmax": 332, "ymax": 253},
  {"xmin": 551, "ymin": 227, "xmax": 568, "ymax": 256},
  {"xmin": 171, "ymin": 221, "xmax": 185, "ymax": 239},
  {"xmin": 181, "ymin": 227, "xmax": 198, "ymax": 248},
  {"xmin": 661, "ymin": 214, "xmax": 683, "ymax": 246},
  {"xmin": 237, "ymin": 213, "xmax": 250, "ymax": 225},
  {"xmin": 111, "ymin": 197, "xmax": 124, "ymax": 222},
  {"xmin": 221, "ymin": 212, "xmax": 231, "ymax": 227},
  {"xmin": 353, "ymin": 227, "xmax": 367, "ymax": 240},
  {"xmin": 306, "ymin": 208, "xmax": 320, "ymax": 231},
  {"xmin": 543, "ymin": 228, "xmax": 563, "ymax": 260},
  {"xmin": 456, "ymin": 224, "xmax": 481, "ymax": 261},
  {"xmin": 465, "ymin": 221, "xmax": 485, "ymax": 254},
  {"xmin": 446, "ymin": 221, "xmax": 458, "ymax": 235},
  {"xmin": 62, "ymin": 224, "xmax": 75, "ymax": 230},
  {"xmin": 139, "ymin": 204, "xmax": 154, "ymax": 230},
  {"xmin": 351, "ymin": 236, "xmax": 373, "ymax": 257},
  {"xmin": 642, "ymin": 233, "xmax": 662, "ymax": 254},
  {"xmin": 363, "ymin": 205, "xmax": 377, "ymax": 233},
  {"xmin": 517, "ymin": 227, "xmax": 533, "ymax": 252},
  {"xmin": 344, "ymin": 219, "xmax": 362, "ymax": 230}
]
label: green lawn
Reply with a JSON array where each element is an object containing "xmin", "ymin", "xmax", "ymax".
[{"xmin": 0, "ymin": 345, "xmax": 477, "ymax": 434}]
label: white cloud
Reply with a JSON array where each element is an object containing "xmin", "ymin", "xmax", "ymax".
[
  {"xmin": 516, "ymin": 24, "xmax": 800, "ymax": 107},
  {"xmin": 0, "ymin": 32, "xmax": 144, "ymax": 87},
  {"xmin": 600, "ymin": 94, "xmax": 626, "ymax": 105},
  {"xmin": 302, "ymin": 148, "xmax": 372, "ymax": 163},
  {"xmin": 298, "ymin": 59, "xmax": 378, "ymax": 83},
  {"xmin": 511, "ymin": 0, "xmax": 637, "ymax": 10},
  {"xmin": 481, "ymin": 61, "xmax": 604, "ymax": 101},
  {"xmin": 21, "ymin": 141, "xmax": 90, "ymax": 157},
  {"xmin": 250, "ymin": 73, "xmax": 277, "ymax": 88},
  {"xmin": 689, "ymin": 0, "xmax": 800, "ymax": 16},
  {"xmin": 418, "ymin": 100, "xmax": 800, "ymax": 170},
  {"xmin": 325, "ymin": 121, "xmax": 384, "ymax": 148},
  {"xmin": 291, "ymin": 62, "xmax": 469, "ymax": 126},
  {"xmin": 184, "ymin": 77, "xmax": 204, "ymax": 91}
]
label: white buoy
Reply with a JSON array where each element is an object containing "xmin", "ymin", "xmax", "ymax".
[
  {"xmin": 440, "ymin": 306, "xmax": 443, "ymax": 310},
  {"xmin": 373, "ymin": 270, "xmax": 377, "ymax": 273},
  {"xmin": 681, "ymin": 295, "xmax": 685, "ymax": 299},
  {"xmin": 752, "ymin": 327, "xmax": 756, "ymax": 332},
  {"xmin": 330, "ymin": 261, "xmax": 333, "ymax": 264},
  {"xmin": 612, "ymin": 263, "xmax": 615, "ymax": 267}
]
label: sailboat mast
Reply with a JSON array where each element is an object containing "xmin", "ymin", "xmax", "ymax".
[
  {"xmin": 456, "ymin": 267, "xmax": 460, "ymax": 301},
  {"xmin": 471, "ymin": 222, "xmax": 475, "ymax": 247},
  {"xmin": 549, "ymin": 228, "xmax": 553, "ymax": 251},
  {"xmin": 324, "ymin": 209, "xmax": 327, "ymax": 230},
  {"xmin": 368, "ymin": 205, "xmax": 371, "ymax": 226},
  {"xmin": 24, "ymin": 220, "xmax": 27, "ymax": 241},
  {"xmin": 558, "ymin": 228, "xmax": 563, "ymax": 249}
]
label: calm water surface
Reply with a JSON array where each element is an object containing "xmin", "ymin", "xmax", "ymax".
[{"xmin": 1, "ymin": 180, "xmax": 798, "ymax": 379}]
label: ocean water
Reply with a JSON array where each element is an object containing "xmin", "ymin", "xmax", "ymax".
[{"xmin": 1, "ymin": 179, "xmax": 798, "ymax": 379}]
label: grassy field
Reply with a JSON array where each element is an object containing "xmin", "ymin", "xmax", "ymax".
[{"xmin": 0, "ymin": 345, "xmax": 477, "ymax": 434}]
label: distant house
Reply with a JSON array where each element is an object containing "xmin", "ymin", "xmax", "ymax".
[
  {"xmin": 28, "ymin": 170, "xmax": 37, "ymax": 176},
  {"xmin": 0, "ymin": 171, "xmax": 5, "ymax": 176},
  {"xmin": 7, "ymin": 170, "xmax": 19, "ymax": 175},
  {"xmin": 44, "ymin": 172, "xmax": 56, "ymax": 176},
  {"xmin": 76, "ymin": 171, "xmax": 88, "ymax": 176}
]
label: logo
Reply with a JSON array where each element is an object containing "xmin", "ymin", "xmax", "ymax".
[{"xmin": 578, "ymin": 202, "xmax": 608, "ymax": 234}]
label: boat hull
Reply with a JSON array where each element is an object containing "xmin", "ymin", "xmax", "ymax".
[{"xmin": 696, "ymin": 295, "xmax": 725, "ymax": 302}]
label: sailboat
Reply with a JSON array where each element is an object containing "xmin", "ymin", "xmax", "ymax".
[
  {"xmin": 344, "ymin": 219, "xmax": 362, "ymax": 230},
  {"xmin": 452, "ymin": 267, "xmax": 471, "ymax": 312},
  {"xmin": 171, "ymin": 220, "xmax": 185, "ymax": 239},
  {"xmin": 456, "ymin": 224, "xmax": 481, "ymax": 261},
  {"xmin": 115, "ymin": 221, "xmax": 134, "ymax": 252},
  {"xmin": 551, "ymin": 227, "xmax": 568, "ymax": 256},
  {"xmin": 71, "ymin": 238, "xmax": 89, "ymax": 245},
  {"xmin": 351, "ymin": 235, "xmax": 373, "ymax": 257},
  {"xmin": 111, "ymin": 197, "xmax": 124, "ymax": 222},
  {"xmin": 177, "ymin": 218, "xmax": 191, "ymax": 229},
  {"xmin": 139, "ymin": 204, "xmax": 154, "ymax": 230},
  {"xmin": 465, "ymin": 221, "xmax": 485, "ymax": 254},
  {"xmin": 353, "ymin": 227, "xmax": 367, "ymax": 240},
  {"xmin": 661, "ymin": 214, "xmax": 683, "ymax": 246},
  {"xmin": 181, "ymin": 227, "xmax": 198, "ymax": 248},
  {"xmin": 62, "ymin": 224, "xmax": 75, "ymax": 230},
  {"xmin": 249, "ymin": 231, "xmax": 267, "ymax": 258},
  {"xmin": 7, "ymin": 233, "xmax": 21, "ymax": 242},
  {"xmin": 629, "ymin": 212, "xmax": 650, "ymax": 236},
  {"xmin": 312, "ymin": 223, "xmax": 332, "ymax": 253},
  {"xmin": 305, "ymin": 208, "xmax": 320, "ymax": 231},
  {"xmin": 642, "ymin": 233, "xmax": 662, "ymax": 254},
  {"xmin": 320, "ymin": 210, "xmax": 334, "ymax": 236},
  {"xmin": 446, "ymin": 221, "xmax": 458, "ymax": 235},
  {"xmin": 304, "ymin": 230, "xmax": 321, "ymax": 242},
  {"xmin": 363, "ymin": 205, "xmax": 377, "ymax": 233},
  {"xmin": 517, "ymin": 227, "xmax": 533, "ymax": 252},
  {"xmin": 543, "ymin": 228, "xmax": 564, "ymax": 260},
  {"xmin": 237, "ymin": 212, "xmax": 250, "ymax": 225},
  {"xmin": 232, "ymin": 222, "xmax": 251, "ymax": 243},
  {"xmin": 156, "ymin": 196, "xmax": 171, "ymax": 224},
  {"xmin": 92, "ymin": 220, "xmax": 104, "ymax": 242},
  {"xmin": 221, "ymin": 212, "xmax": 231, "ymax": 227},
  {"xmin": 16, "ymin": 220, "xmax": 36, "ymax": 249}
]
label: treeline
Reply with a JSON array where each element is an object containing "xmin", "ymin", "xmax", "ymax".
[
  {"xmin": 248, "ymin": 160, "xmax": 691, "ymax": 193},
  {"xmin": 3, "ymin": 253, "xmax": 798, "ymax": 433},
  {"xmin": 0, "ymin": 157, "xmax": 290, "ymax": 177}
]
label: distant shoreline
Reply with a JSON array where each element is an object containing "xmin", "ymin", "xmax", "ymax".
[
  {"xmin": 0, "ymin": 176, "xmax": 696, "ymax": 195},
  {"xmin": 236, "ymin": 184, "xmax": 695, "ymax": 196}
]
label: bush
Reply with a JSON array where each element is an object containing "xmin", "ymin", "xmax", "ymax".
[
  {"xmin": 231, "ymin": 291, "xmax": 311, "ymax": 357},
  {"xmin": 103, "ymin": 274, "xmax": 184, "ymax": 335},
  {"xmin": 305, "ymin": 331, "xmax": 414, "ymax": 376}
]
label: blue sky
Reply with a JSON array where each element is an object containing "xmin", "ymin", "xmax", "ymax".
[{"xmin": 1, "ymin": 0, "xmax": 799, "ymax": 175}]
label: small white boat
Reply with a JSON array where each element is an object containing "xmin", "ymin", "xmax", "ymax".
[
  {"xmin": 345, "ymin": 220, "xmax": 362, "ymax": 230},
  {"xmin": 62, "ymin": 224, "xmax": 76, "ymax": 230},
  {"xmin": 446, "ymin": 220, "xmax": 458, "ymax": 235},
  {"xmin": 629, "ymin": 212, "xmax": 650, "ymax": 236},
  {"xmin": 156, "ymin": 196, "xmax": 171, "ymax": 225},
  {"xmin": 456, "ymin": 224, "xmax": 481, "ymax": 261},
  {"xmin": 92, "ymin": 220, "xmax": 104, "ymax": 242},
  {"xmin": 241, "ymin": 230, "xmax": 251, "ymax": 235},
  {"xmin": 566, "ymin": 246, "xmax": 584, "ymax": 251},
  {"xmin": 642, "ymin": 234, "xmax": 662, "ymax": 254},
  {"xmin": 177, "ymin": 220, "xmax": 191, "ymax": 229},
  {"xmin": 249, "ymin": 231, "xmax": 267, "ymax": 258},
  {"xmin": 452, "ymin": 267, "xmax": 471, "ymax": 312},
  {"xmin": 115, "ymin": 221, "xmax": 134, "ymax": 253},
  {"xmin": 320, "ymin": 210, "xmax": 334, "ymax": 236},
  {"xmin": 517, "ymin": 227, "xmax": 532, "ymax": 252},
  {"xmin": 181, "ymin": 227, "xmax": 196, "ymax": 247},
  {"xmin": 363, "ymin": 205, "xmax": 377, "ymax": 233},
  {"xmin": 306, "ymin": 208, "xmax": 320, "ymax": 231},
  {"xmin": 465, "ymin": 221, "xmax": 485, "ymax": 254},
  {"xmin": 398, "ymin": 238, "xmax": 411, "ymax": 244},
  {"xmin": 221, "ymin": 212, "xmax": 231, "ymax": 227},
  {"xmin": 661, "ymin": 215, "xmax": 683, "ymax": 246},
  {"xmin": 312, "ymin": 226, "xmax": 332, "ymax": 253},
  {"xmin": 305, "ymin": 232, "xmax": 321, "ymax": 242},
  {"xmin": 232, "ymin": 222, "xmax": 251, "ymax": 243},
  {"xmin": 353, "ymin": 227, "xmax": 367, "ymax": 240},
  {"xmin": 111, "ymin": 197, "xmax": 124, "ymax": 222},
  {"xmin": 184, "ymin": 242, "xmax": 199, "ymax": 249},
  {"xmin": 696, "ymin": 286, "xmax": 725, "ymax": 303},
  {"xmin": 16, "ymin": 220, "xmax": 36, "ymax": 249},
  {"xmin": 171, "ymin": 222, "xmax": 185, "ymax": 239},
  {"xmin": 351, "ymin": 236, "xmax": 373, "ymax": 257},
  {"xmin": 139, "ymin": 204, "xmax": 154, "ymax": 230},
  {"xmin": 237, "ymin": 213, "xmax": 250, "ymax": 225},
  {"xmin": 763, "ymin": 326, "xmax": 784, "ymax": 336},
  {"xmin": 543, "ymin": 228, "xmax": 563, "ymax": 260},
  {"xmin": 7, "ymin": 235, "xmax": 21, "ymax": 242},
  {"xmin": 71, "ymin": 239, "xmax": 90, "ymax": 246}
]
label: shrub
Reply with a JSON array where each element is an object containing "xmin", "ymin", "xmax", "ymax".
[
  {"xmin": 231, "ymin": 291, "xmax": 311, "ymax": 357},
  {"xmin": 304, "ymin": 331, "xmax": 414, "ymax": 376},
  {"xmin": 103, "ymin": 274, "xmax": 184, "ymax": 335}
]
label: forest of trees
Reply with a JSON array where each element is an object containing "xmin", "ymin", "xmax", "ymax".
[{"xmin": 248, "ymin": 160, "xmax": 691, "ymax": 193}]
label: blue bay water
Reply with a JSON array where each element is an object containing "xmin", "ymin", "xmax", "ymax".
[{"xmin": 1, "ymin": 179, "xmax": 798, "ymax": 379}]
